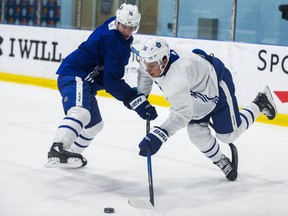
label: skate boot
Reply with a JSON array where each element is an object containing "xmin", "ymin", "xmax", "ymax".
[
  {"xmin": 45, "ymin": 142, "xmax": 87, "ymax": 168},
  {"xmin": 214, "ymin": 154, "xmax": 237, "ymax": 181},
  {"xmin": 253, "ymin": 85, "xmax": 277, "ymax": 120}
]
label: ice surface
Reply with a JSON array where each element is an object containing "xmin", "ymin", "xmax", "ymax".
[{"xmin": 0, "ymin": 82, "xmax": 287, "ymax": 216}]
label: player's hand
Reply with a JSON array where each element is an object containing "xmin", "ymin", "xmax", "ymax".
[
  {"xmin": 139, "ymin": 127, "xmax": 168, "ymax": 156},
  {"xmin": 127, "ymin": 94, "xmax": 158, "ymax": 120}
]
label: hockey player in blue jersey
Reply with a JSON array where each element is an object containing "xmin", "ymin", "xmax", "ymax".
[
  {"xmin": 136, "ymin": 37, "xmax": 277, "ymax": 181},
  {"xmin": 46, "ymin": 4, "xmax": 157, "ymax": 168}
]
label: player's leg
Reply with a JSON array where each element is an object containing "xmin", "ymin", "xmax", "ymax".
[
  {"xmin": 188, "ymin": 71, "xmax": 240, "ymax": 180},
  {"xmin": 46, "ymin": 76, "xmax": 92, "ymax": 168},
  {"xmin": 211, "ymin": 56, "xmax": 276, "ymax": 143},
  {"xmin": 69, "ymin": 96, "xmax": 104, "ymax": 154},
  {"xmin": 214, "ymin": 81, "xmax": 276, "ymax": 144},
  {"xmin": 187, "ymin": 122, "xmax": 237, "ymax": 181},
  {"xmin": 52, "ymin": 106, "xmax": 91, "ymax": 150},
  {"xmin": 212, "ymin": 77, "xmax": 251, "ymax": 144}
]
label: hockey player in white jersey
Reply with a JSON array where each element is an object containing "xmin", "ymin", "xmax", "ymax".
[{"xmin": 136, "ymin": 37, "xmax": 277, "ymax": 181}]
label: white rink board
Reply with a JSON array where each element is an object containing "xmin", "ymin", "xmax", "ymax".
[{"xmin": 0, "ymin": 24, "xmax": 287, "ymax": 114}]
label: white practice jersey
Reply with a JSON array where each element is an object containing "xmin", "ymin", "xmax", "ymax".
[{"xmin": 138, "ymin": 48, "xmax": 219, "ymax": 136}]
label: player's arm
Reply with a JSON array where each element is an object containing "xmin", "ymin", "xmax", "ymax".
[
  {"xmin": 137, "ymin": 66, "xmax": 153, "ymax": 97},
  {"xmin": 138, "ymin": 88, "xmax": 193, "ymax": 157},
  {"xmin": 103, "ymin": 40, "xmax": 157, "ymax": 120}
]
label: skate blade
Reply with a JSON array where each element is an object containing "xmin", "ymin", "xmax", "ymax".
[{"xmin": 45, "ymin": 157, "xmax": 83, "ymax": 169}]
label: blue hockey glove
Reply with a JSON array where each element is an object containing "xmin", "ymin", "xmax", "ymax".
[
  {"xmin": 126, "ymin": 94, "xmax": 158, "ymax": 120},
  {"xmin": 139, "ymin": 127, "xmax": 169, "ymax": 156}
]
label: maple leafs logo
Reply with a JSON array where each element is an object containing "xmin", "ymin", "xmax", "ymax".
[{"xmin": 155, "ymin": 42, "xmax": 162, "ymax": 48}]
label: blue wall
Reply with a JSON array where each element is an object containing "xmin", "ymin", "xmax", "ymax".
[
  {"xmin": 158, "ymin": 0, "xmax": 288, "ymax": 45},
  {"xmin": 6, "ymin": 0, "xmax": 284, "ymax": 45},
  {"xmin": 236, "ymin": 0, "xmax": 288, "ymax": 45}
]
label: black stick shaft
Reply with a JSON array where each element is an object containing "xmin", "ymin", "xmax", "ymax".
[{"xmin": 146, "ymin": 118, "xmax": 154, "ymax": 206}]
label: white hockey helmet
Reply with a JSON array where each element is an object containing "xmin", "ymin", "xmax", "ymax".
[
  {"xmin": 139, "ymin": 37, "xmax": 170, "ymax": 72},
  {"xmin": 116, "ymin": 3, "xmax": 141, "ymax": 33}
]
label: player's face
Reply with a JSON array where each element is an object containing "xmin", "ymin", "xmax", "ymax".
[
  {"xmin": 117, "ymin": 23, "xmax": 135, "ymax": 40},
  {"xmin": 144, "ymin": 61, "xmax": 162, "ymax": 78}
]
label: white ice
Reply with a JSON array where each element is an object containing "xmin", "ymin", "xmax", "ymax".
[{"xmin": 0, "ymin": 81, "xmax": 287, "ymax": 216}]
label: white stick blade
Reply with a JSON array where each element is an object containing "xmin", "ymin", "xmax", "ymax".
[{"xmin": 128, "ymin": 198, "xmax": 154, "ymax": 209}]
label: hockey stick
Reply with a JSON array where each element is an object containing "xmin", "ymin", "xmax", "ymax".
[
  {"xmin": 128, "ymin": 117, "xmax": 155, "ymax": 209},
  {"xmin": 146, "ymin": 118, "xmax": 155, "ymax": 206}
]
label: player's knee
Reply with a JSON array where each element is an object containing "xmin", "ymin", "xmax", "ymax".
[
  {"xmin": 85, "ymin": 121, "xmax": 104, "ymax": 138},
  {"xmin": 216, "ymin": 132, "xmax": 237, "ymax": 144},
  {"xmin": 187, "ymin": 122, "xmax": 211, "ymax": 144},
  {"xmin": 216, "ymin": 117, "xmax": 252, "ymax": 144},
  {"xmin": 67, "ymin": 106, "xmax": 91, "ymax": 126}
]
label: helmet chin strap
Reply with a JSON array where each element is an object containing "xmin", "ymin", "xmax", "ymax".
[{"xmin": 159, "ymin": 60, "xmax": 168, "ymax": 76}]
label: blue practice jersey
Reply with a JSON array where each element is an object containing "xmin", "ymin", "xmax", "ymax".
[{"xmin": 56, "ymin": 17, "xmax": 134, "ymax": 102}]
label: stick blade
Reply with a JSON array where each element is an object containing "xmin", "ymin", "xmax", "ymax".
[{"xmin": 128, "ymin": 198, "xmax": 154, "ymax": 209}]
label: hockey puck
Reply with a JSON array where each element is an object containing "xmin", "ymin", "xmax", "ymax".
[{"xmin": 104, "ymin": 207, "xmax": 115, "ymax": 213}]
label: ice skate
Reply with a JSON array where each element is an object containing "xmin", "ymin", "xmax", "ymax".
[
  {"xmin": 45, "ymin": 142, "xmax": 87, "ymax": 168},
  {"xmin": 214, "ymin": 154, "xmax": 237, "ymax": 181},
  {"xmin": 253, "ymin": 85, "xmax": 277, "ymax": 120}
]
